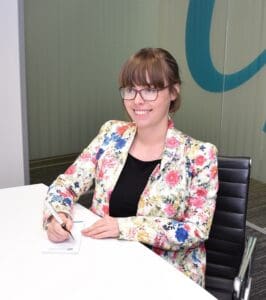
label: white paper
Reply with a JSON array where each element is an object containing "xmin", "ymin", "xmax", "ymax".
[{"xmin": 42, "ymin": 221, "xmax": 84, "ymax": 254}]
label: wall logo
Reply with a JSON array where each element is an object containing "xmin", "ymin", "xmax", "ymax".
[{"xmin": 185, "ymin": 0, "xmax": 266, "ymax": 93}]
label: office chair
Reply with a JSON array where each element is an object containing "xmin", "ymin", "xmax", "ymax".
[{"xmin": 205, "ymin": 156, "xmax": 257, "ymax": 300}]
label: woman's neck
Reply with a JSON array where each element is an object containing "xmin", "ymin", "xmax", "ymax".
[
  {"xmin": 129, "ymin": 121, "xmax": 168, "ymax": 161},
  {"xmin": 136, "ymin": 123, "xmax": 167, "ymax": 145}
]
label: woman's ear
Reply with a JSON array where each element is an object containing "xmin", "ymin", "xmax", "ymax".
[{"xmin": 170, "ymin": 84, "xmax": 180, "ymax": 101}]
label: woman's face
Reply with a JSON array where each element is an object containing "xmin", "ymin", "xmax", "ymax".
[{"xmin": 123, "ymin": 83, "xmax": 178, "ymax": 130}]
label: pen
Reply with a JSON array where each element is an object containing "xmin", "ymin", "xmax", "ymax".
[{"xmin": 45, "ymin": 201, "xmax": 75, "ymax": 240}]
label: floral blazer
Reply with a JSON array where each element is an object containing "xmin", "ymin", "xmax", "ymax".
[{"xmin": 44, "ymin": 119, "xmax": 218, "ymax": 287}]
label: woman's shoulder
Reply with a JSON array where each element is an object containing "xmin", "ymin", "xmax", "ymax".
[
  {"xmin": 172, "ymin": 127, "xmax": 218, "ymax": 157},
  {"xmin": 98, "ymin": 120, "xmax": 135, "ymax": 135}
]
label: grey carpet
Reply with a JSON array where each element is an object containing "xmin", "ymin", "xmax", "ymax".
[{"xmin": 247, "ymin": 179, "xmax": 266, "ymax": 228}]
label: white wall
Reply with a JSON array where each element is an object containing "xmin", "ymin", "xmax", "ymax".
[{"xmin": 0, "ymin": 0, "xmax": 29, "ymax": 188}]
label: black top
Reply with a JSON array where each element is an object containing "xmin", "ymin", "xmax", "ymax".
[{"xmin": 109, "ymin": 153, "xmax": 161, "ymax": 217}]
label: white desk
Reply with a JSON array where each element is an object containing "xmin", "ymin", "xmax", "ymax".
[{"xmin": 0, "ymin": 184, "xmax": 216, "ymax": 300}]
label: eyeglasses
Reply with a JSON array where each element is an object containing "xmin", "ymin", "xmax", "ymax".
[{"xmin": 119, "ymin": 85, "xmax": 170, "ymax": 101}]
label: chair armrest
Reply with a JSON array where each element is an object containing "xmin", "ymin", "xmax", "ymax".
[{"xmin": 233, "ymin": 236, "xmax": 257, "ymax": 299}]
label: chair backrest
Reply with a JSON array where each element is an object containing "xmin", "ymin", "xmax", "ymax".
[{"xmin": 205, "ymin": 156, "xmax": 251, "ymax": 295}]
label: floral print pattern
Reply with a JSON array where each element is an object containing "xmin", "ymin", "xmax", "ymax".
[{"xmin": 43, "ymin": 119, "xmax": 218, "ymax": 287}]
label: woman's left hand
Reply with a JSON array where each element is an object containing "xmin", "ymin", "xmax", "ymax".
[{"xmin": 81, "ymin": 215, "xmax": 119, "ymax": 239}]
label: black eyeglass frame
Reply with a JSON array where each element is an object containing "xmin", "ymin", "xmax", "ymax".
[{"xmin": 119, "ymin": 85, "xmax": 171, "ymax": 102}]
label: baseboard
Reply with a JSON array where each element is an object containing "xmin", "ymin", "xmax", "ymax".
[{"xmin": 30, "ymin": 153, "xmax": 79, "ymax": 170}]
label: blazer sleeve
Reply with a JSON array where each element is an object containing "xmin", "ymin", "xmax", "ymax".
[
  {"xmin": 117, "ymin": 143, "xmax": 218, "ymax": 251},
  {"xmin": 43, "ymin": 121, "xmax": 110, "ymax": 224}
]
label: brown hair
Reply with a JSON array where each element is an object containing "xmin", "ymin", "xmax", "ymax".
[{"xmin": 119, "ymin": 48, "xmax": 182, "ymax": 113}]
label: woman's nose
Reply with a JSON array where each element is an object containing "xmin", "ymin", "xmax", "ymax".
[{"xmin": 134, "ymin": 92, "xmax": 145, "ymax": 104}]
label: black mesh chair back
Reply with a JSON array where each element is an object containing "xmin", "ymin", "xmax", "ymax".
[{"xmin": 205, "ymin": 156, "xmax": 251, "ymax": 300}]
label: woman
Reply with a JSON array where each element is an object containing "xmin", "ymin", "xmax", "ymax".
[{"xmin": 44, "ymin": 47, "xmax": 218, "ymax": 287}]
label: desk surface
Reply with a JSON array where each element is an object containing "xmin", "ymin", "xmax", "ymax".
[{"xmin": 0, "ymin": 184, "xmax": 216, "ymax": 300}]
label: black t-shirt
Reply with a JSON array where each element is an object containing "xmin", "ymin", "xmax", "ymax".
[{"xmin": 109, "ymin": 153, "xmax": 161, "ymax": 217}]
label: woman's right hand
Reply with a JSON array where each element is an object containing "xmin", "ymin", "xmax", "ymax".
[{"xmin": 46, "ymin": 213, "xmax": 73, "ymax": 242}]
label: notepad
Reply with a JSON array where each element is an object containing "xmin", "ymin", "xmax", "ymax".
[{"xmin": 42, "ymin": 221, "xmax": 84, "ymax": 254}]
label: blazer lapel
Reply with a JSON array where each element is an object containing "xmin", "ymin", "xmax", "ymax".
[
  {"xmin": 101, "ymin": 122, "xmax": 137, "ymax": 196},
  {"xmin": 159, "ymin": 119, "xmax": 186, "ymax": 174}
]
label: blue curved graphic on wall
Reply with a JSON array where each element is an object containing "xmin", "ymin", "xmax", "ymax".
[
  {"xmin": 263, "ymin": 121, "xmax": 266, "ymax": 133},
  {"xmin": 185, "ymin": 0, "xmax": 266, "ymax": 93}
]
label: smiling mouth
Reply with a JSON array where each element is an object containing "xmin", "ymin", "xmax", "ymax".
[{"xmin": 133, "ymin": 109, "xmax": 152, "ymax": 115}]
